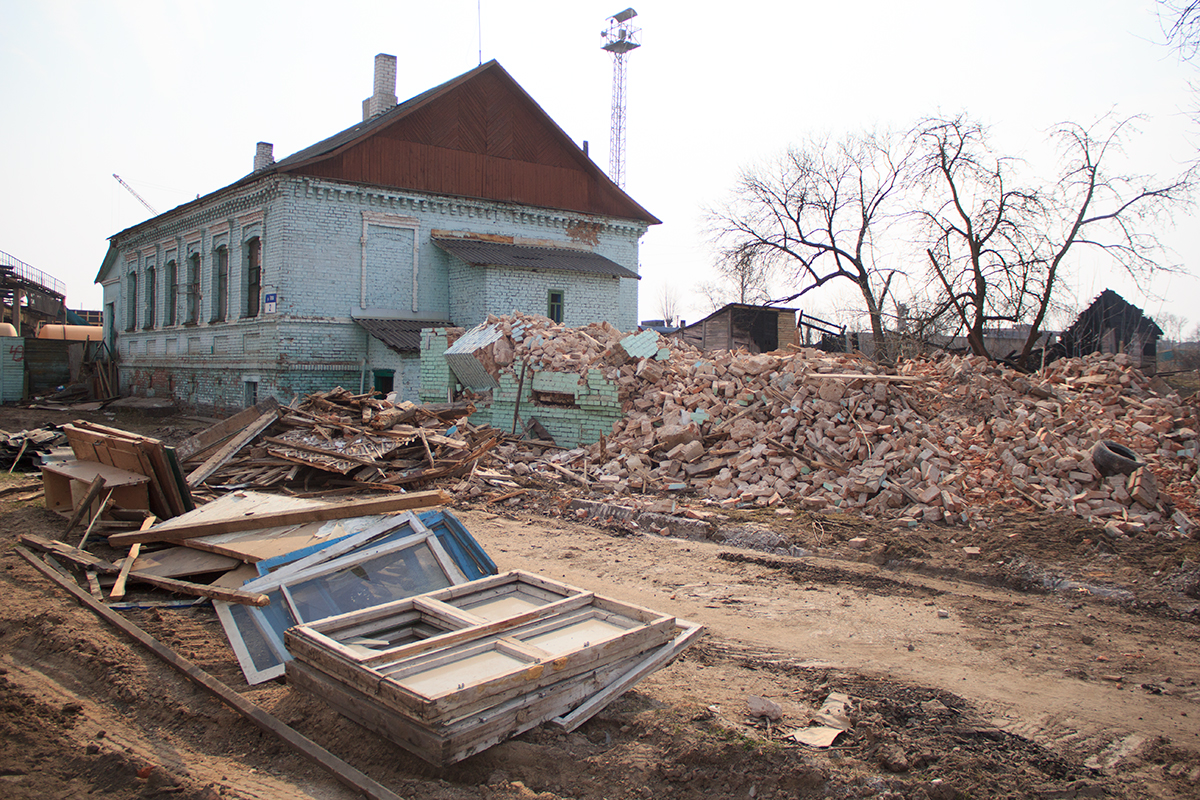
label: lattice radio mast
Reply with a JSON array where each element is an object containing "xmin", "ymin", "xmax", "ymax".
[{"xmin": 601, "ymin": 8, "xmax": 640, "ymax": 188}]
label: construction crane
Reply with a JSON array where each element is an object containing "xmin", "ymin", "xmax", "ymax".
[
  {"xmin": 112, "ymin": 173, "xmax": 158, "ymax": 215},
  {"xmin": 601, "ymin": 8, "xmax": 641, "ymax": 189}
]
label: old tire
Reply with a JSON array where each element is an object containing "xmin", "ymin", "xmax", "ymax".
[{"xmin": 1091, "ymin": 440, "xmax": 1143, "ymax": 477}]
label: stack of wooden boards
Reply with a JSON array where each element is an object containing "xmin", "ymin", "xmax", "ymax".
[
  {"xmin": 285, "ymin": 571, "xmax": 704, "ymax": 765},
  {"xmin": 447, "ymin": 314, "xmax": 1197, "ymax": 537}
]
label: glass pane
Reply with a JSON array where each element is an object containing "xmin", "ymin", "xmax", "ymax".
[
  {"xmin": 286, "ymin": 543, "xmax": 452, "ymax": 623},
  {"xmin": 228, "ymin": 589, "xmax": 293, "ymax": 673}
]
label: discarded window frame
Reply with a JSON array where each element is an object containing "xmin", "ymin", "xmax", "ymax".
[
  {"xmin": 215, "ymin": 511, "xmax": 491, "ymax": 684},
  {"xmin": 284, "ymin": 571, "xmax": 696, "ymax": 765}
]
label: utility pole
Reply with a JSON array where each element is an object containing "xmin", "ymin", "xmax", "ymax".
[{"xmin": 601, "ymin": 8, "xmax": 640, "ymax": 189}]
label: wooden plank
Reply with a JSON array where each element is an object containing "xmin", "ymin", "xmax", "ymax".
[
  {"xmin": 175, "ymin": 397, "xmax": 280, "ymax": 462},
  {"xmin": 550, "ymin": 622, "xmax": 706, "ymax": 732},
  {"xmin": 77, "ymin": 488, "xmax": 114, "ymax": 549},
  {"xmin": 130, "ymin": 546, "xmax": 241, "ymax": 579},
  {"xmin": 187, "ymin": 410, "xmax": 279, "ymax": 487},
  {"xmin": 14, "ymin": 547, "xmax": 405, "ymax": 800},
  {"xmin": 143, "ymin": 441, "xmax": 186, "ymax": 517},
  {"xmin": 62, "ymin": 474, "xmax": 106, "ymax": 535},
  {"xmin": 18, "ymin": 534, "xmax": 119, "ymax": 573},
  {"xmin": 108, "ymin": 490, "xmax": 452, "ymax": 546},
  {"xmin": 124, "ymin": 571, "xmax": 270, "ymax": 606},
  {"xmin": 109, "ymin": 543, "xmax": 141, "ymax": 600}
]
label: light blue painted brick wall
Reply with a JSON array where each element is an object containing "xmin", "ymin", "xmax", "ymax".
[{"xmin": 105, "ymin": 175, "xmax": 649, "ymax": 412}]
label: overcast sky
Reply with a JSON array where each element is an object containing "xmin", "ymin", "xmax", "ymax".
[{"xmin": 2, "ymin": 0, "xmax": 1197, "ymax": 335}]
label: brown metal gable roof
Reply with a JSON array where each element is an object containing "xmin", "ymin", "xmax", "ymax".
[
  {"xmin": 104, "ymin": 60, "xmax": 658, "ymax": 254},
  {"xmin": 432, "ymin": 238, "xmax": 640, "ymax": 280},
  {"xmin": 277, "ymin": 61, "xmax": 660, "ymax": 225}
]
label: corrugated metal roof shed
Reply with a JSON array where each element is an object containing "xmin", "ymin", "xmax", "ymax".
[{"xmin": 433, "ymin": 238, "xmax": 639, "ymax": 280}]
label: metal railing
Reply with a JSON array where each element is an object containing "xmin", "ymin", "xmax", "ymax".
[{"xmin": 0, "ymin": 249, "xmax": 67, "ymax": 297}]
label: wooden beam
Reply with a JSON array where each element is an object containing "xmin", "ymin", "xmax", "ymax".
[
  {"xmin": 77, "ymin": 487, "xmax": 115, "ymax": 550},
  {"xmin": 175, "ymin": 397, "xmax": 280, "ymax": 462},
  {"xmin": 107, "ymin": 490, "xmax": 453, "ymax": 546},
  {"xmin": 187, "ymin": 410, "xmax": 280, "ymax": 488},
  {"xmin": 14, "ymin": 547, "xmax": 404, "ymax": 800},
  {"xmin": 18, "ymin": 533, "xmax": 119, "ymax": 574},
  {"xmin": 550, "ymin": 622, "xmax": 706, "ymax": 732},
  {"xmin": 124, "ymin": 571, "xmax": 269, "ymax": 606},
  {"xmin": 109, "ymin": 543, "xmax": 141, "ymax": 600},
  {"xmin": 63, "ymin": 474, "xmax": 106, "ymax": 536}
]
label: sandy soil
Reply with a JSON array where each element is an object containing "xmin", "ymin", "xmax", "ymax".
[{"xmin": 1, "ymin": 404, "xmax": 1198, "ymax": 799}]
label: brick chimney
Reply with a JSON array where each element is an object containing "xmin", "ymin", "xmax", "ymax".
[
  {"xmin": 362, "ymin": 53, "xmax": 398, "ymax": 120},
  {"xmin": 254, "ymin": 142, "xmax": 274, "ymax": 171}
]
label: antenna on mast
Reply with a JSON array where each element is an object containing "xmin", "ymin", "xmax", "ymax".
[{"xmin": 601, "ymin": 8, "xmax": 640, "ymax": 189}]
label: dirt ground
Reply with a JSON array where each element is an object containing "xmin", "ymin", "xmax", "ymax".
[{"xmin": 1, "ymin": 404, "xmax": 1199, "ymax": 799}]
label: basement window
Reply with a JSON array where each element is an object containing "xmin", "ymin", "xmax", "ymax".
[{"xmin": 547, "ymin": 289, "xmax": 564, "ymax": 324}]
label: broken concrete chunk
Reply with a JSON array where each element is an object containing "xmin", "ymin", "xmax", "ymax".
[{"xmin": 746, "ymin": 696, "xmax": 783, "ymax": 721}]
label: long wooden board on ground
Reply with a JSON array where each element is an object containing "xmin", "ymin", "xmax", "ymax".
[
  {"xmin": 14, "ymin": 547, "xmax": 405, "ymax": 800},
  {"xmin": 285, "ymin": 570, "xmax": 704, "ymax": 765},
  {"xmin": 108, "ymin": 490, "xmax": 452, "ymax": 547}
]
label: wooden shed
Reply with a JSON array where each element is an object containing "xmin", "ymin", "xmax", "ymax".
[
  {"xmin": 1060, "ymin": 290, "xmax": 1162, "ymax": 374},
  {"xmin": 672, "ymin": 303, "xmax": 798, "ymax": 354}
]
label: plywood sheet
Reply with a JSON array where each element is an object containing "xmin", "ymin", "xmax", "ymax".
[{"xmin": 131, "ymin": 547, "xmax": 241, "ymax": 578}]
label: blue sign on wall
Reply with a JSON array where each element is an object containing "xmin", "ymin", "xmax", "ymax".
[{"xmin": 264, "ymin": 293, "xmax": 277, "ymax": 314}]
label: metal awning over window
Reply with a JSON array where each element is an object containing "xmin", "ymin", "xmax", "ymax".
[{"xmin": 433, "ymin": 238, "xmax": 640, "ymax": 280}]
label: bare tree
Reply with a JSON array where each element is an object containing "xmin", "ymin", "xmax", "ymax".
[
  {"xmin": 713, "ymin": 250, "xmax": 774, "ymax": 305},
  {"xmin": 914, "ymin": 114, "xmax": 1195, "ymax": 364},
  {"xmin": 913, "ymin": 116, "xmax": 1044, "ymax": 358},
  {"xmin": 657, "ymin": 284, "xmax": 682, "ymax": 327},
  {"xmin": 1160, "ymin": 1, "xmax": 1200, "ymax": 60},
  {"xmin": 1156, "ymin": 311, "xmax": 1189, "ymax": 341},
  {"xmin": 707, "ymin": 131, "xmax": 911, "ymax": 350}
]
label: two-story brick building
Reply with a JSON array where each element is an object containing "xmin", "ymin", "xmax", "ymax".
[{"xmin": 96, "ymin": 55, "xmax": 659, "ymax": 413}]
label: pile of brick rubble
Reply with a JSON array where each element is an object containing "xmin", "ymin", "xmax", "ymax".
[{"xmin": 469, "ymin": 314, "xmax": 1198, "ymax": 538}]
